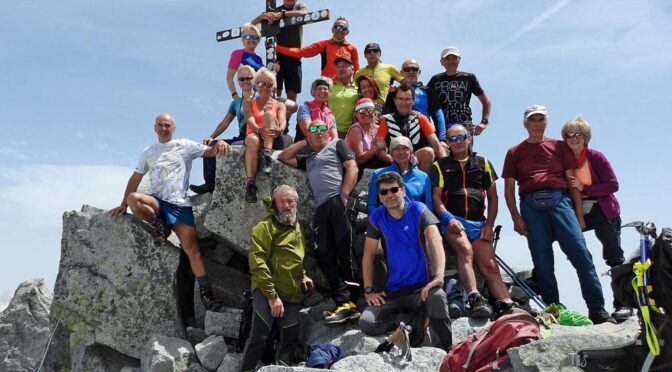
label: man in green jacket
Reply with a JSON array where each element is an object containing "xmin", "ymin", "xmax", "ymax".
[{"xmin": 241, "ymin": 185, "xmax": 314, "ymax": 371}]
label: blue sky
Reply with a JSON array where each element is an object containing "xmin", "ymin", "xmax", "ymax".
[{"xmin": 1, "ymin": 0, "xmax": 671, "ymax": 312}]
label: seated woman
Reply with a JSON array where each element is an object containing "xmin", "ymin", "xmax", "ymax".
[
  {"xmin": 356, "ymin": 75, "xmax": 383, "ymax": 117},
  {"xmin": 244, "ymin": 68, "xmax": 287, "ymax": 203},
  {"xmin": 561, "ymin": 116, "xmax": 629, "ymax": 321},
  {"xmin": 227, "ymin": 23, "xmax": 263, "ymax": 100},
  {"xmin": 191, "ymin": 65, "xmax": 256, "ymax": 194},
  {"xmin": 345, "ymin": 98, "xmax": 386, "ymax": 177},
  {"xmin": 295, "ymin": 76, "xmax": 338, "ymax": 142}
]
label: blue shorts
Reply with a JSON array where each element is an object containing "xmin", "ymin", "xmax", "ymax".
[
  {"xmin": 454, "ymin": 216, "xmax": 485, "ymax": 241},
  {"xmin": 156, "ymin": 198, "xmax": 195, "ymax": 226}
]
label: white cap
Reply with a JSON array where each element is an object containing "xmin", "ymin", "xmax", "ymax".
[
  {"xmin": 390, "ymin": 136, "xmax": 413, "ymax": 151},
  {"xmin": 524, "ymin": 104, "xmax": 548, "ymax": 120},
  {"xmin": 440, "ymin": 46, "xmax": 460, "ymax": 59}
]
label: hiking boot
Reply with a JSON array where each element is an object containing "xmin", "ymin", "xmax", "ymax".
[
  {"xmin": 199, "ymin": 284, "xmax": 222, "ymax": 312},
  {"xmin": 261, "ymin": 152, "xmax": 272, "ymax": 174},
  {"xmin": 189, "ymin": 183, "xmax": 214, "ymax": 194},
  {"xmin": 245, "ymin": 183, "xmax": 257, "ymax": 203},
  {"xmin": 151, "ymin": 216, "xmax": 172, "ymax": 239},
  {"xmin": 467, "ymin": 293, "xmax": 493, "ymax": 319},
  {"xmin": 324, "ymin": 302, "xmax": 360, "ymax": 326},
  {"xmin": 449, "ymin": 303, "xmax": 462, "ymax": 319},
  {"xmin": 493, "ymin": 301, "xmax": 520, "ymax": 318},
  {"xmin": 611, "ymin": 307, "xmax": 634, "ymax": 322},
  {"xmin": 588, "ymin": 308, "xmax": 617, "ymax": 325}
]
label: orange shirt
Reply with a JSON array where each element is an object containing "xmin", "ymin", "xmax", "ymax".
[{"xmin": 277, "ymin": 39, "xmax": 360, "ymax": 80}]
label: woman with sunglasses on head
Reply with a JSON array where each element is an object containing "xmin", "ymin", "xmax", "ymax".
[
  {"xmin": 190, "ymin": 65, "xmax": 257, "ymax": 194},
  {"xmin": 295, "ymin": 76, "xmax": 337, "ymax": 143},
  {"xmin": 356, "ymin": 75, "xmax": 383, "ymax": 118},
  {"xmin": 561, "ymin": 116, "xmax": 629, "ymax": 321},
  {"xmin": 227, "ymin": 23, "xmax": 264, "ymax": 100},
  {"xmin": 345, "ymin": 98, "xmax": 386, "ymax": 177},
  {"xmin": 243, "ymin": 68, "xmax": 287, "ymax": 203},
  {"xmin": 367, "ymin": 136, "xmax": 433, "ymax": 215}
]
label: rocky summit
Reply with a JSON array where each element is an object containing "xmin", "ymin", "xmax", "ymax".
[{"xmin": 1, "ymin": 149, "xmax": 643, "ymax": 371}]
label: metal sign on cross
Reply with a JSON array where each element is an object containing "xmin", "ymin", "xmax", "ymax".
[{"xmin": 216, "ymin": 1, "xmax": 330, "ymax": 70}]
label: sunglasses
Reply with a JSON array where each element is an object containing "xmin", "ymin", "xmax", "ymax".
[
  {"xmin": 447, "ymin": 134, "xmax": 468, "ymax": 143},
  {"xmin": 357, "ymin": 108, "xmax": 375, "ymax": 115},
  {"xmin": 256, "ymin": 81, "xmax": 273, "ymax": 88},
  {"xmin": 238, "ymin": 76, "xmax": 253, "ymax": 82},
  {"xmin": 308, "ymin": 124, "xmax": 328, "ymax": 133},
  {"xmin": 565, "ymin": 132, "xmax": 585, "ymax": 139},
  {"xmin": 334, "ymin": 24, "xmax": 348, "ymax": 31},
  {"xmin": 402, "ymin": 67, "xmax": 420, "ymax": 73},
  {"xmin": 243, "ymin": 34, "xmax": 260, "ymax": 41},
  {"xmin": 365, "ymin": 49, "xmax": 380, "ymax": 54},
  {"xmin": 379, "ymin": 186, "xmax": 400, "ymax": 196}
]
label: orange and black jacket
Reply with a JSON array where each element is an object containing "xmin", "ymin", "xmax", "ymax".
[{"xmin": 430, "ymin": 153, "xmax": 497, "ymax": 221}]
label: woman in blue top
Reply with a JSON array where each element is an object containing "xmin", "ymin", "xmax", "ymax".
[
  {"xmin": 227, "ymin": 23, "xmax": 264, "ymax": 100},
  {"xmin": 367, "ymin": 136, "xmax": 433, "ymax": 215},
  {"xmin": 190, "ymin": 65, "xmax": 256, "ymax": 194}
]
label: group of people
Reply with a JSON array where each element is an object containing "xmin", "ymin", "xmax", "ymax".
[{"xmin": 108, "ymin": 2, "xmax": 627, "ymax": 370}]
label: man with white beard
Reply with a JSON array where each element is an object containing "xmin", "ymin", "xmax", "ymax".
[{"xmin": 242, "ymin": 185, "xmax": 314, "ymax": 370}]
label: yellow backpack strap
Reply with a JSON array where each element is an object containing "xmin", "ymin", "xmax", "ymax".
[
  {"xmin": 483, "ymin": 157, "xmax": 494, "ymax": 184},
  {"xmin": 433, "ymin": 161, "xmax": 444, "ymax": 188},
  {"xmin": 633, "ymin": 260, "xmax": 660, "ymax": 356}
]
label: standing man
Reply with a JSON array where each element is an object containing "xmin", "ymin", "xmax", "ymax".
[
  {"xmin": 329, "ymin": 56, "xmax": 359, "ymax": 137},
  {"xmin": 278, "ymin": 120, "xmax": 360, "ymax": 325},
  {"xmin": 427, "ymin": 46, "xmax": 491, "ymax": 143},
  {"xmin": 502, "ymin": 105, "xmax": 615, "ymax": 324},
  {"xmin": 109, "ymin": 113, "xmax": 231, "ymax": 311},
  {"xmin": 376, "ymin": 84, "xmax": 446, "ymax": 172},
  {"xmin": 276, "ymin": 17, "xmax": 359, "ymax": 80},
  {"xmin": 431, "ymin": 124, "xmax": 515, "ymax": 319},
  {"xmin": 241, "ymin": 185, "xmax": 313, "ymax": 371},
  {"xmin": 251, "ymin": 0, "xmax": 308, "ymax": 103},
  {"xmin": 354, "ymin": 43, "xmax": 403, "ymax": 105},
  {"xmin": 360, "ymin": 171, "xmax": 452, "ymax": 351},
  {"xmin": 385, "ymin": 59, "xmax": 446, "ymax": 141}
]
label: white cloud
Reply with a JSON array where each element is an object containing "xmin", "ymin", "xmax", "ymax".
[{"xmin": 0, "ymin": 147, "xmax": 30, "ymax": 161}]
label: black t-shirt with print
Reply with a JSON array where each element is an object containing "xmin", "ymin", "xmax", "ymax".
[{"xmin": 427, "ymin": 71, "xmax": 484, "ymax": 125}]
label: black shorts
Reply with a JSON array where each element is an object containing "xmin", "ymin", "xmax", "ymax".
[{"xmin": 276, "ymin": 54, "xmax": 302, "ymax": 94}]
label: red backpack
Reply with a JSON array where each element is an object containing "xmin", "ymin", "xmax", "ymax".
[{"xmin": 440, "ymin": 311, "xmax": 541, "ymax": 372}]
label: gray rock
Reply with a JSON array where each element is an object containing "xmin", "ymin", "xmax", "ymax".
[
  {"xmin": 508, "ymin": 317, "xmax": 641, "ymax": 371},
  {"xmin": 71, "ymin": 341, "xmax": 140, "ymax": 371},
  {"xmin": 0, "ymin": 279, "xmax": 52, "ymax": 372},
  {"xmin": 141, "ymin": 335, "xmax": 197, "ymax": 372},
  {"xmin": 191, "ymin": 193, "xmax": 213, "ymax": 240},
  {"xmin": 331, "ymin": 346, "xmax": 446, "ymax": 371},
  {"xmin": 204, "ymin": 308, "xmax": 243, "ymax": 339},
  {"xmin": 50, "ymin": 206, "xmax": 184, "ymax": 360},
  {"xmin": 216, "ymin": 353, "xmax": 242, "ymax": 372},
  {"xmin": 195, "ymin": 335, "xmax": 226, "ymax": 371},
  {"xmin": 450, "ymin": 316, "xmax": 490, "ymax": 345},
  {"xmin": 257, "ymin": 366, "xmax": 323, "ymax": 372},
  {"xmin": 328, "ymin": 329, "xmax": 386, "ymax": 356}
]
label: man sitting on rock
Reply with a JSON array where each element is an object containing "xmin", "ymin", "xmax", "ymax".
[
  {"xmin": 431, "ymin": 124, "xmax": 515, "ymax": 319},
  {"xmin": 109, "ymin": 113, "xmax": 231, "ymax": 311},
  {"xmin": 241, "ymin": 185, "xmax": 313, "ymax": 371},
  {"xmin": 278, "ymin": 119, "xmax": 361, "ymax": 326},
  {"xmin": 360, "ymin": 171, "xmax": 452, "ymax": 351}
]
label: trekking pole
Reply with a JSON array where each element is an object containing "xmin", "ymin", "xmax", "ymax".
[{"xmin": 492, "ymin": 225, "xmax": 548, "ymax": 311}]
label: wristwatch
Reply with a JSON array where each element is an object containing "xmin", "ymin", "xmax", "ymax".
[
  {"xmin": 364, "ymin": 287, "xmax": 375, "ymax": 294},
  {"xmin": 481, "ymin": 118, "xmax": 489, "ymax": 125}
]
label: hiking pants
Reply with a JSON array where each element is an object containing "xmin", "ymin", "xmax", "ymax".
[
  {"xmin": 314, "ymin": 196, "xmax": 358, "ymax": 305},
  {"xmin": 521, "ymin": 195, "xmax": 605, "ymax": 310},
  {"xmin": 583, "ymin": 204, "xmax": 624, "ymax": 267},
  {"xmin": 240, "ymin": 290, "xmax": 300, "ymax": 371},
  {"xmin": 359, "ymin": 287, "xmax": 452, "ymax": 350}
]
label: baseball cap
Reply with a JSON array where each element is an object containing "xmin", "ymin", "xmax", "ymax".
[
  {"xmin": 524, "ymin": 104, "xmax": 548, "ymax": 120},
  {"xmin": 440, "ymin": 46, "xmax": 460, "ymax": 59},
  {"xmin": 333, "ymin": 56, "xmax": 353, "ymax": 65},
  {"xmin": 390, "ymin": 136, "xmax": 413, "ymax": 151},
  {"xmin": 354, "ymin": 98, "xmax": 375, "ymax": 111},
  {"xmin": 310, "ymin": 76, "xmax": 333, "ymax": 97},
  {"xmin": 364, "ymin": 42, "xmax": 381, "ymax": 52}
]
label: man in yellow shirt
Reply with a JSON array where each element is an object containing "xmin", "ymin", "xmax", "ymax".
[{"xmin": 354, "ymin": 43, "xmax": 403, "ymax": 105}]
